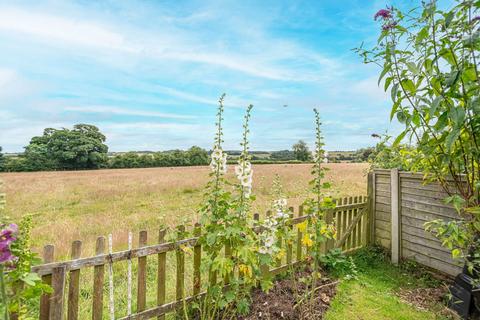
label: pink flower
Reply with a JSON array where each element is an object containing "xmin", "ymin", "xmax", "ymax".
[
  {"xmin": 374, "ymin": 9, "xmax": 392, "ymax": 21},
  {"xmin": 0, "ymin": 223, "xmax": 18, "ymax": 263}
]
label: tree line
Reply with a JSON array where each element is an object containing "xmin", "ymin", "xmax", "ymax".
[{"xmin": 0, "ymin": 124, "xmax": 375, "ymax": 172}]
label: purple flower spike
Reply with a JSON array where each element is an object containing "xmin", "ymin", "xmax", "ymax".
[{"xmin": 374, "ymin": 9, "xmax": 392, "ymax": 21}]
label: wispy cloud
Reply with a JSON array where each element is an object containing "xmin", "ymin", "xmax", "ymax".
[{"xmin": 64, "ymin": 105, "xmax": 194, "ymax": 119}]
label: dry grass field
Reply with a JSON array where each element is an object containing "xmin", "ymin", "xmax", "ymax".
[{"xmin": 1, "ymin": 163, "xmax": 368, "ymax": 257}]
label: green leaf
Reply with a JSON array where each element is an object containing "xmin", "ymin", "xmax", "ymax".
[
  {"xmin": 401, "ymin": 78, "xmax": 416, "ymax": 95},
  {"xmin": 445, "ymin": 128, "xmax": 461, "ymax": 150},
  {"xmin": 406, "ymin": 62, "xmax": 420, "ymax": 75},
  {"xmin": 429, "ymin": 96, "xmax": 443, "ymax": 117},
  {"xmin": 393, "ymin": 130, "xmax": 407, "ymax": 147},
  {"xmin": 415, "ymin": 27, "xmax": 429, "ymax": 46},
  {"xmin": 391, "ymin": 83, "xmax": 399, "ymax": 101},
  {"xmin": 450, "ymin": 107, "xmax": 465, "ymax": 127},
  {"xmin": 445, "ymin": 11, "xmax": 454, "ymax": 28},
  {"xmin": 390, "ymin": 101, "xmax": 400, "ymax": 121},
  {"xmin": 378, "ymin": 64, "xmax": 390, "ymax": 85}
]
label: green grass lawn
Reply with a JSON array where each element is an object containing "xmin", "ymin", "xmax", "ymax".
[{"xmin": 324, "ymin": 247, "xmax": 457, "ymax": 320}]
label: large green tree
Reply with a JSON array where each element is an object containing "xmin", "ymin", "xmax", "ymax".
[
  {"xmin": 292, "ymin": 140, "xmax": 312, "ymax": 161},
  {"xmin": 24, "ymin": 124, "xmax": 108, "ymax": 170}
]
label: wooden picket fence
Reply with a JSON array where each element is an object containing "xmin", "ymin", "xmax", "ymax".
[{"xmin": 31, "ymin": 196, "xmax": 369, "ymax": 320}]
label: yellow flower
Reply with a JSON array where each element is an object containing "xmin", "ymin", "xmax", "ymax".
[
  {"xmin": 276, "ymin": 249, "xmax": 285, "ymax": 261},
  {"xmin": 320, "ymin": 224, "xmax": 327, "ymax": 235},
  {"xmin": 239, "ymin": 264, "xmax": 253, "ymax": 278},
  {"xmin": 179, "ymin": 245, "xmax": 193, "ymax": 255},
  {"xmin": 297, "ymin": 221, "xmax": 307, "ymax": 233},
  {"xmin": 302, "ymin": 234, "xmax": 313, "ymax": 247}
]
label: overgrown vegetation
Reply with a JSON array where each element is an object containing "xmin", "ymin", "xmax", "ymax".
[{"xmin": 358, "ymin": 1, "xmax": 480, "ymax": 276}]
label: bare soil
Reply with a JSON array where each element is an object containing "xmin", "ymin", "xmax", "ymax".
[{"xmin": 243, "ymin": 268, "xmax": 338, "ymax": 320}]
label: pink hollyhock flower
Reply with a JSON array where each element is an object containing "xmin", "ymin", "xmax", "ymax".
[
  {"xmin": 0, "ymin": 223, "xmax": 18, "ymax": 263},
  {"xmin": 374, "ymin": 9, "xmax": 392, "ymax": 20}
]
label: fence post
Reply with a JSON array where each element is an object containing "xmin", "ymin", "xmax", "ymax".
[
  {"xmin": 366, "ymin": 172, "xmax": 374, "ymax": 245},
  {"xmin": 391, "ymin": 168, "xmax": 400, "ymax": 264},
  {"xmin": 93, "ymin": 236, "xmax": 106, "ymax": 320},
  {"xmin": 39, "ymin": 245, "xmax": 54, "ymax": 320},
  {"xmin": 49, "ymin": 266, "xmax": 67, "ymax": 320},
  {"xmin": 157, "ymin": 229, "xmax": 167, "ymax": 320}
]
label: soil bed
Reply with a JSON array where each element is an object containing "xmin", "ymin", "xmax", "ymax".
[{"xmin": 243, "ymin": 268, "xmax": 338, "ymax": 319}]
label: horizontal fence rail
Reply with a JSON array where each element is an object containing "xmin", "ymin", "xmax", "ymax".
[{"xmin": 31, "ymin": 198, "xmax": 368, "ymax": 320}]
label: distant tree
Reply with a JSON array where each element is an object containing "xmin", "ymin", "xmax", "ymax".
[
  {"xmin": 292, "ymin": 140, "xmax": 311, "ymax": 162},
  {"xmin": 0, "ymin": 147, "xmax": 4, "ymax": 171},
  {"xmin": 187, "ymin": 146, "xmax": 209, "ymax": 165},
  {"xmin": 270, "ymin": 150, "xmax": 295, "ymax": 161},
  {"xmin": 24, "ymin": 124, "xmax": 108, "ymax": 170}
]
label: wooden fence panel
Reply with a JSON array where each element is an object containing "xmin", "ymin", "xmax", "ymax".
[
  {"xmin": 30, "ymin": 199, "xmax": 368, "ymax": 319},
  {"xmin": 372, "ymin": 169, "xmax": 463, "ymax": 276}
]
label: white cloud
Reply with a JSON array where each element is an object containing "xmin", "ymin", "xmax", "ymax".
[
  {"xmin": 0, "ymin": 8, "xmax": 138, "ymax": 52},
  {"xmin": 64, "ymin": 105, "xmax": 194, "ymax": 119}
]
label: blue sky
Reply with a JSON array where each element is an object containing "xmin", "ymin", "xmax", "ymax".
[{"xmin": 0, "ymin": 0, "xmax": 419, "ymax": 152}]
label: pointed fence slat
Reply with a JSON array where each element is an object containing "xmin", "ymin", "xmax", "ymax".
[
  {"xmin": 49, "ymin": 266, "xmax": 66, "ymax": 320},
  {"xmin": 193, "ymin": 224, "xmax": 202, "ymax": 296},
  {"xmin": 93, "ymin": 236, "xmax": 106, "ymax": 320},
  {"xmin": 67, "ymin": 240, "xmax": 82, "ymax": 320},
  {"xmin": 157, "ymin": 229, "xmax": 167, "ymax": 320},
  {"xmin": 40, "ymin": 245, "xmax": 54, "ymax": 320},
  {"xmin": 137, "ymin": 231, "xmax": 148, "ymax": 312},
  {"xmin": 176, "ymin": 225, "xmax": 186, "ymax": 315},
  {"xmin": 296, "ymin": 206, "xmax": 303, "ymax": 262}
]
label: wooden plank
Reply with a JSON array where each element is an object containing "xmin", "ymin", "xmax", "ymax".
[
  {"xmin": 49, "ymin": 266, "xmax": 66, "ymax": 320},
  {"xmin": 391, "ymin": 168, "xmax": 400, "ymax": 264},
  {"xmin": 375, "ymin": 203, "xmax": 391, "ymax": 216},
  {"xmin": 296, "ymin": 206, "xmax": 303, "ymax": 262},
  {"xmin": 376, "ymin": 190, "xmax": 391, "ymax": 198},
  {"xmin": 341, "ymin": 198, "xmax": 348, "ymax": 251},
  {"xmin": 401, "ymin": 193, "xmax": 455, "ymax": 209},
  {"xmin": 402, "ymin": 224, "xmax": 442, "ymax": 242},
  {"xmin": 402, "ymin": 240, "xmax": 457, "ymax": 264},
  {"xmin": 93, "ymin": 237, "xmax": 106, "ymax": 320},
  {"xmin": 176, "ymin": 225, "xmax": 185, "ymax": 306},
  {"xmin": 336, "ymin": 198, "xmax": 343, "ymax": 246},
  {"xmin": 401, "ymin": 199, "xmax": 457, "ymax": 218},
  {"xmin": 157, "ymin": 229, "xmax": 167, "ymax": 320},
  {"xmin": 193, "ymin": 224, "xmax": 201, "ymax": 296},
  {"xmin": 286, "ymin": 208, "xmax": 293, "ymax": 265},
  {"xmin": 325, "ymin": 207, "xmax": 334, "ymax": 252},
  {"xmin": 32, "ymin": 237, "xmax": 200, "ymax": 276},
  {"xmin": 351, "ymin": 197, "xmax": 357, "ymax": 249},
  {"xmin": 401, "ymin": 232, "xmax": 453, "ymax": 254},
  {"xmin": 376, "ymin": 183, "xmax": 391, "ymax": 193},
  {"xmin": 376, "ymin": 237, "xmax": 391, "ymax": 249},
  {"xmin": 401, "ymin": 187, "xmax": 448, "ymax": 201},
  {"xmin": 375, "ymin": 210, "xmax": 391, "ymax": 222},
  {"xmin": 400, "ymin": 179, "xmax": 453, "ymax": 193},
  {"xmin": 402, "ymin": 247, "xmax": 461, "ymax": 276},
  {"xmin": 376, "ymin": 175, "xmax": 391, "ymax": 184},
  {"xmin": 369, "ymin": 172, "xmax": 376, "ymax": 245},
  {"xmin": 137, "ymin": 231, "xmax": 148, "ymax": 312},
  {"xmin": 39, "ymin": 245, "xmax": 54, "ymax": 320},
  {"xmin": 375, "ymin": 220, "xmax": 390, "ymax": 232},
  {"xmin": 376, "ymin": 195, "xmax": 391, "ymax": 206},
  {"xmin": 67, "ymin": 240, "xmax": 82, "ymax": 320},
  {"xmin": 375, "ymin": 227, "xmax": 391, "ymax": 239}
]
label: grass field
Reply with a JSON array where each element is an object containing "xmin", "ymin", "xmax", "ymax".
[{"xmin": 1, "ymin": 163, "xmax": 368, "ymax": 257}]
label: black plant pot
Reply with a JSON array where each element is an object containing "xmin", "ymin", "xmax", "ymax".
[{"xmin": 448, "ymin": 264, "xmax": 480, "ymax": 319}]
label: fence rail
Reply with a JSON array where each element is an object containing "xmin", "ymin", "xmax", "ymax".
[{"xmin": 32, "ymin": 197, "xmax": 368, "ymax": 320}]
